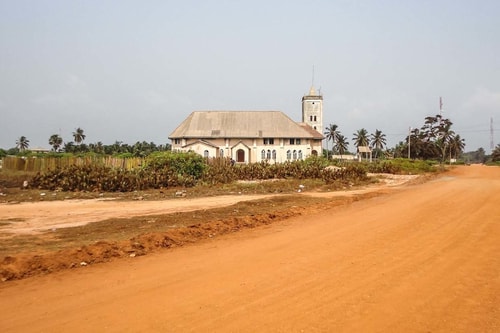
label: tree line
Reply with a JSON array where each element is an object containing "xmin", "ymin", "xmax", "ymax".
[
  {"xmin": 3, "ymin": 116, "xmax": 500, "ymax": 163},
  {"xmin": 322, "ymin": 113, "xmax": 500, "ymax": 163},
  {"xmin": 2, "ymin": 127, "xmax": 171, "ymax": 157}
]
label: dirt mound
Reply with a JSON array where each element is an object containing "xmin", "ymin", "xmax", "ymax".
[
  {"xmin": 1, "ymin": 195, "xmax": 361, "ymax": 281},
  {"xmin": 0, "ymin": 172, "xmax": 424, "ymax": 282}
]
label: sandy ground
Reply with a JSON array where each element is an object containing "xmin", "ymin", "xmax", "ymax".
[
  {"xmin": 0, "ymin": 173, "xmax": 416, "ymax": 235},
  {"xmin": 0, "ymin": 165, "xmax": 499, "ymax": 332}
]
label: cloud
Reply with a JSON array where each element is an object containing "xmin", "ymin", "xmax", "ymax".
[
  {"xmin": 141, "ymin": 90, "xmax": 169, "ymax": 107},
  {"xmin": 66, "ymin": 74, "xmax": 87, "ymax": 89},
  {"xmin": 463, "ymin": 87, "xmax": 500, "ymax": 113}
]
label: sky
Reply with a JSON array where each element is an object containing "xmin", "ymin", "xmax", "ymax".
[{"xmin": 1, "ymin": 0, "xmax": 499, "ymax": 152}]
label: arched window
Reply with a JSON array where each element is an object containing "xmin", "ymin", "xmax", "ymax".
[
  {"xmin": 266, "ymin": 149, "xmax": 271, "ymax": 160},
  {"xmin": 220, "ymin": 148, "xmax": 224, "ymax": 158},
  {"xmin": 298, "ymin": 150, "xmax": 303, "ymax": 160},
  {"xmin": 261, "ymin": 149, "xmax": 266, "ymax": 160},
  {"xmin": 204, "ymin": 150, "xmax": 209, "ymax": 158},
  {"xmin": 272, "ymin": 150, "xmax": 277, "ymax": 160},
  {"xmin": 286, "ymin": 150, "xmax": 291, "ymax": 160},
  {"xmin": 293, "ymin": 150, "xmax": 297, "ymax": 160}
]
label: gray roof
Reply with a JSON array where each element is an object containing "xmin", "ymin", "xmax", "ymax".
[{"xmin": 169, "ymin": 111, "xmax": 323, "ymax": 139}]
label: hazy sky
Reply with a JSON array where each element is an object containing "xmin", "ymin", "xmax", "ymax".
[{"xmin": 1, "ymin": 0, "xmax": 499, "ymax": 152}]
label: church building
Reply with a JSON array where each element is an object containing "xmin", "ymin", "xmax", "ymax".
[{"xmin": 168, "ymin": 86, "xmax": 324, "ymax": 163}]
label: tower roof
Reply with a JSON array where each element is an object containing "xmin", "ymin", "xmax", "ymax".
[{"xmin": 308, "ymin": 86, "xmax": 317, "ymax": 96}]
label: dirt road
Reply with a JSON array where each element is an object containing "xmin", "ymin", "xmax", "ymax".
[
  {"xmin": 0, "ymin": 173, "xmax": 415, "ymax": 235},
  {"xmin": 1, "ymin": 165, "xmax": 499, "ymax": 332}
]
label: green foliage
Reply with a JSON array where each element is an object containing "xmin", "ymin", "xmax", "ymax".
[
  {"xmin": 144, "ymin": 151, "xmax": 206, "ymax": 178},
  {"xmin": 490, "ymin": 144, "xmax": 500, "ymax": 162},
  {"xmin": 364, "ymin": 159, "xmax": 436, "ymax": 174},
  {"xmin": 29, "ymin": 152, "xmax": 208, "ymax": 191},
  {"xmin": 27, "ymin": 154, "xmax": 441, "ymax": 193},
  {"xmin": 321, "ymin": 164, "xmax": 369, "ymax": 184}
]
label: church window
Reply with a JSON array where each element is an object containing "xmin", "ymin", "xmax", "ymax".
[
  {"xmin": 204, "ymin": 150, "xmax": 209, "ymax": 158},
  {"xmin": 261, "ymin": 149, "xmax": 266, "ymax": 160},
  {"xmin": 220, "ymin": 148, "xmax": 224, "ymax": 158},
  {"xmin": 272, "ymin": 150, "xmax": 277, "ymax": 160},
  {"xmin": 293, "ymin": 150, "xmax": 297, "ymax": 160},
  {"xmin": 264, "ymin": 138, "xmax": 274, "ymax": 145},
  {"xmin": 267, "ymin": 150, "xmax": 271, "ymax": 160},
  {"xmin": 298, "ymin": 150, "xmax": 303, "ymax": 160},
  {"xmin": 286, "ymin": 150, "xmax": 291, "ymax": 160}
]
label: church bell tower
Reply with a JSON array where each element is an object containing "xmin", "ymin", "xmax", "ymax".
[{"xmin": 302, "ymin": 86, "xmax": 323, "ymax": 134}]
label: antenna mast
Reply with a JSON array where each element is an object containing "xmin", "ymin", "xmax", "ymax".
[
  {"xmin": 490, "ymin": 117, "xmax": 494, "ymax": 150},
  {"xmin": 312, "ymin": 65, "xmax": 315, "ymax": 87}
]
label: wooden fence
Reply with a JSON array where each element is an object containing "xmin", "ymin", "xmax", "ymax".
[{"xmin": 1, "ymin": 156, "xmax": 144, "ymax": 172}]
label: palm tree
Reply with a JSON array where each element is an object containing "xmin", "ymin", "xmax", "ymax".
[
  {"xmin": 449, "ymin": 134, "xmax": 465, "ymax": 160},
  {"xmin": 370, "ymin": 129, "xmax": 387, "ymax": 159},
  {"xmin": 16, "ymin": 136, "xmax": 30, "ymax": 151},
  {"xmin": 63, "ymin": 141, "xmax": 75, "ymax": 153},
  {"xmin": 324, "ymin": 124, "xmax": 340, "ymax": 159},
  {"xmin": 436, "ymin": 119, "xmax": 455, "ymax": 163},
  {"xmin": 48, "ymin": 134, "xmax": 63, "ymax": 152},
  {"xmin": 491, "ymin": 144, "xmax": 500, "ymax": 162},
  {"xmin": 352, "ymin": 128, "xmax": 370, "ymax": 149},
  {"xmin": 334, "ymin": 134, "xmax": 349, "ymax": 160},
  {"xmin": 72, "ymin": 127, "xmax": 86, "ymax": 145}
]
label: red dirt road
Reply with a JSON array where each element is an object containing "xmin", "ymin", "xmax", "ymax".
[{"xmin": 1, "ymin": 165, "xmax": 499, "ymax": 332}]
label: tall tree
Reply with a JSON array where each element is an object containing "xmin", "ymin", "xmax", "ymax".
[
  {"xmin": 370, "ymin": 129, "xmax": 387, "ymax": 158},
  {"xmin": 324, "ymin": 124, "xmax": 340, "ymax": 159},
  {"xmin": 334, "ymin": 134, "xmax": 349, "ymax": 159},
  {"xmin": 449, "ymin": 134, "xmax": 465, "ymax": 160},
  {"xmin": 491, "ymin": 144, "xmax": 500, "ymax": 162},
  {"xmin": 72, "ymin": 127, "xmax": 86, "ymax": 145},
  {"xmin": 435, "ymin": 118, "xmax": 455, "ymax": 162},
  {"xmin": 352, "ymin": 128, "xmax": 370, "ymax": 149},
  {"xmin": 48, "ymin": 134, "xmax": 63, "ymax": 152},
  {"xmin": 63, "ymin": 141, "xmax": 75, "ymax": 153},
  {"xmin": 16, "ymin": 136, "xmax": 30, "ymax": 151}
]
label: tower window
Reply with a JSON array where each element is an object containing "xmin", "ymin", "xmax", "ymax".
[{"xmin": 314, "ymin": 116, "xmax": 317, "ymax": 121}]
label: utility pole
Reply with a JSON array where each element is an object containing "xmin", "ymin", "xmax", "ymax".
[
  {"xmin": 408, "ymin": 127, "xmax": 411, "ymax": 159},
  {"xmin": 490, "ymin": 117, "xmax": 494, "ymax": 150}
]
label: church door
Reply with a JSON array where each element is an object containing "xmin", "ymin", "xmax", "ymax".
[{"xmin": 236, "ymin": 149, "xmax": 245, "ymax": 163}]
